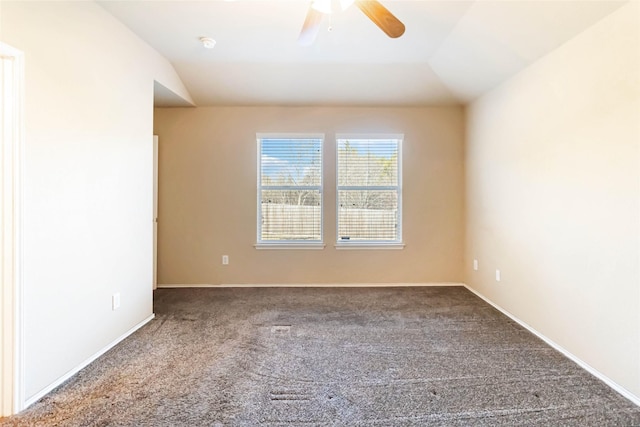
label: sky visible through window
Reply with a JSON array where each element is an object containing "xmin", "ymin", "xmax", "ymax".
[{"xmin": 261, "ymin": 138, "xmax": 322, "ymax": 185}]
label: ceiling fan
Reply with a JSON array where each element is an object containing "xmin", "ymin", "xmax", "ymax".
[{"xmin": 298, "ymin": 0, "xmax": 405, "ymax": 46}]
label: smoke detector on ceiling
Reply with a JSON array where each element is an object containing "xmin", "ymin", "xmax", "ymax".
[{"xmin": 199, "ymin": 37, "xmax": 216, "ymax": 49}]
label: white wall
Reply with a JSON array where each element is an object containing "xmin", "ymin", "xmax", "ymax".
[
  {"xmin": 0, "ymin": 1, "xmax": 191, "ymax": 402},
  {"xmin": 466, "ymin": 1, "xmax": 640, "ymax": 398}
]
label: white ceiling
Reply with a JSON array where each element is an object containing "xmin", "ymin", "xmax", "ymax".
[{"xmin": 98, "ymin": 0, "xmax": 627, "ymax": 107}]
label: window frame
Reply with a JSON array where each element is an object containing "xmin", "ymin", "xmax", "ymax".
[
  {"xmin": 335, "ymin": 134, "xmax": 404, "ymax": 250},
  {"xmin": 255, "ymin": 133, "xmax": 325, "ymax": 250}
]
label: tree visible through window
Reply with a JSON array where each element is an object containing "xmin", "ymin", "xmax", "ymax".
[
  {"xmin": 337, "ymin": 136, "xmax": 402, "ymax": 244},
  {"xmin": 257, "ymin": 135, "xmax": 323, "ymax": 244}
]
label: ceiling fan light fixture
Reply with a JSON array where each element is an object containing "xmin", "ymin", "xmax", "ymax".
[
  {"xmin": 300, "ymin": 0, "xmax": 405, "ymax": 45},
  {"xmin": 311, "ymin": 0, "xmax": 332, "ymax": 14}
]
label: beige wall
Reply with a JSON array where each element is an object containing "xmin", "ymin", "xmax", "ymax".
[
  {"xmin": 466, "ymin": 1, "xmax": 640, "ymax": 397},
  {"xmin": 1, "ymin": 1, "xmax": 191, "ymax": 401},
  {"xmin": 154, "ymin": 106, "xmax": 465, "ymax": 285}
]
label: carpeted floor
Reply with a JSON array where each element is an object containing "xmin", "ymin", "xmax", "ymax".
[{"xmin": 2, "ymin": 286, "xmax": 640, "ymax": 426}]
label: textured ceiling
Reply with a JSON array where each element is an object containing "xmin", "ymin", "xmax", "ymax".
[{"xmin": 98, "ymin": 0, "xmax": 627, "ymax": 107}]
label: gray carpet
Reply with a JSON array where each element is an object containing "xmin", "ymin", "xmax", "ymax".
[{"xmin": 2, "ymin": 286, "xmax": 640, "ymax": 426}]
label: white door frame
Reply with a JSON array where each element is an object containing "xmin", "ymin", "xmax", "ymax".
[
  {"xmin": 153, "ymin": 135, "xmax": 158, "ymax": 290},
  {"xmin": 1, "ymin": 42, "xmax": 25, "ymax": 417}
]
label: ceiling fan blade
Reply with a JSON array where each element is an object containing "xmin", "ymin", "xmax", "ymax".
[
  {"xmin": 298, "ymin": 5, "xmax": 324, "ymax": 46},
  {"xmin": 355, "ymin": 0, "xmax": 405, "ymax": 39}
]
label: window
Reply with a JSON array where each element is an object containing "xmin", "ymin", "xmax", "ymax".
[
  {"xmin": 257, "ymin": 134, "xmax": 323, "ymax": 248},
  {"xmin": 336, "ymin": 135, "xmax": 403, "ymax": 248}
]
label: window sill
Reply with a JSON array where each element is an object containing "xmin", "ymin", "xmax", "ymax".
[
  {"xmin": 335, "ymin": 242, "xmax": 405, "ymax": 250},
  {"xmin": 255, "ymin": 243, "xmax": 326, "ymax": 250}
]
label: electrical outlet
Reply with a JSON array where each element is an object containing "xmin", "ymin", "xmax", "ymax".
[
  {"xmin": 222, "ymin": 255, "xmax": 229, "ymax": 265},
  {"xmin": 495, "ymin": 269, "xmax": 501, "ymax": 282},
  {"xmin": 112, "ymin": 293, "xmax": 121, "ymax": 311},
  {"xmin": 473, "ymin": 259, "xmax": 478, "ymax": 271}
]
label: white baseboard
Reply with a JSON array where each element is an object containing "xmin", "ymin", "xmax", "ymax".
[
  {"xmin": 157, "ymin": 282, "xmax": 465, "ymax": 288},
  {"xmin": 463, "ymin": 284, "xmax": 640, "ymax": 407},
  {"xmin": 24, "ymin": 314, "xmax": 155, "ymax": 409}
]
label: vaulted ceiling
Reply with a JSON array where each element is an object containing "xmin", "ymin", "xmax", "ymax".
[{"xmin": 98, "ymin": 0, "xmax": 627, "ymax": 107}]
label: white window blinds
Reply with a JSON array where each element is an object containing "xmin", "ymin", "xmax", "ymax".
[
  {"xmin": 337, "ymin": 137, "xmax": 402, "ymax": 244},
  {"xmin": 258, "ymin": 136, "xmax": 323, "ymax": 244}
]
